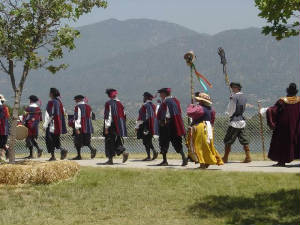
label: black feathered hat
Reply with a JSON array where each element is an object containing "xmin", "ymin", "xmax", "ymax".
[
  {"xmin": 74, "ymin": 95, "xmax": 85, "ymax": 101},
  {"xmin": 29, "ymin": 95, "xmax": 39, "ymax": 103},
  {"xmin": 143, "ymin": 92, "xmax": 154, "ymax": 100},
  {"xmin": 286, "ymin": 83, "xmax": 298, "ymax": 96},
  {"xmin": 50, "ymin": 87, "xmax": 60, "ymax": 98},
  {"xmin": 157, "ymin": 88, "xmax": 171, "ymax": 95},
  {"xmin": 230, "ymin": 82, "xmax": 242, "ymax": 90}
]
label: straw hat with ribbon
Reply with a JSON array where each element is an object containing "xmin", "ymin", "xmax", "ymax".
[{"xmin": 194, "ymin": 93, "xmax": 212, "ymax": 106}]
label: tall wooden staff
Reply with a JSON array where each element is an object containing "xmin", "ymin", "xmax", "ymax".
[
  {"xmin": 218, "ymin": 47, "xmax": 231, "ymax": 94},
  {"xmin": 257, "ymin": 100, "xmax": 266, "ymax": 160},
  {"xmin": 184, "ymin": 51, "xmax": 196, "ymax": 125},
  {"xmin": 184, "ymin": 51, "xmax": 198, "ymax": 163}
]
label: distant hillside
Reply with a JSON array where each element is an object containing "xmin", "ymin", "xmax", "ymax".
[{"xmin": 0, "ymin": 19, "xmax": 299, "ymax": 114}]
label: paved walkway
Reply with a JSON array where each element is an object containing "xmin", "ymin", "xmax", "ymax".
[{"xmin": 33, "ymin": 158, "xmax": 300, "ymax": 173}]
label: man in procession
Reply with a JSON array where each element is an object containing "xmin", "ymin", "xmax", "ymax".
[
  {"xmin": 103, "ymin": 89, "xmax": 129, "ymax": 165},
  {"xmin": 43, "ymin": 88, "xmax": 68, "ymax": 161},
  {"xmin": 222, "ymin": 82, "xmax": 251, "ymax": 163},
  {"xmin": 157, "ymin": 88, "xmax": 188, "ymax": 166},
  {"xmin": 69, "ymin": 95, "xmax": 97, "ymax": 160},
  {"xmin": 23, "ymin": 95, "xmax": 43, "ymax": 159},
  {"xmin": 135, "ymin": 92, "xmax": 158, "ymax": 161},
  {"xmin": 0, "ymin": 95, "xmax": 9, "ymax": 160},
  {"xmin": 264, "ymin": 83, "xmax": 300, "ymax": 167}
]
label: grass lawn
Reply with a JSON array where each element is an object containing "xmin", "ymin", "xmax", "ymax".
[{"xmin": 0, "ymin": 167, "xmax": 299, "ymax": 225}]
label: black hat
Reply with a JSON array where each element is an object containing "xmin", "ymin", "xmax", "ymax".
[
  {"xmin": 74, "ymin": 95, "xmax": 85, "ymax": 101},
  {"xmin": 50, "ymin": 87, "xmax": 60, "ymax": 98},
  {"xmin": 230, "ymin": 82, "xmax": 242, "ymax": 89},
  {"xmin": 143, "ymin": 92, "xmax": 154, "ymax": 99},
  {"xmin": 29, "ymin": 95, "xmax": 39, "ymax": 103},
  {"xmin": 286, "ymin": 83, "xmax": 298, "ymax": 96},
  {"xmin": 105, "ymin": 88, "xmax": 116, "ymax": 95},
  {"xmin": 157, "ymin": 88, "xmax": 171, "ymax": 95}
]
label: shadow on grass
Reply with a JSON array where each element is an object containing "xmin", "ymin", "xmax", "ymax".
[{"xmin": 188, "ymin": 189, "xmax": 300, "ymax": 225}]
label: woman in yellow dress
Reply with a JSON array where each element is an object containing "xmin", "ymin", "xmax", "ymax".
[{"xmin": 186, "ymin": 93, "xmax": 223, "ymax": 169}]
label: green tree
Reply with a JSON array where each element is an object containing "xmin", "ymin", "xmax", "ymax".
[
  {"xmin": 255, "ymin": 0, "xmax": 300, "ymax": 40},
  {"xmin": 0, "ymin": 0, "xmax": 107, "ymax": 163}
]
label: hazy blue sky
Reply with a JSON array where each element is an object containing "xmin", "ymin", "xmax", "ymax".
[{"xmin": 75, "ymin": 0, "xmax": 266, "ymax": 34}]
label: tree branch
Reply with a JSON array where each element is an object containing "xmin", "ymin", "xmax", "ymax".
[
  {"xmin": 0, "ymin": 60, "xmax": 9, "ymax": 74},
  {"xmin": 8, "ymin": 60, "xmax": 16, "ymax": 92}
]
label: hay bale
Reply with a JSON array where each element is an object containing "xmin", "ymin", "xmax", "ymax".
[{"xmin": 0, "ymin": 161, "xmax": 80, "ymax": 185}]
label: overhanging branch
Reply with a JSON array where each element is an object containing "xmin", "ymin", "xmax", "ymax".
[{"xmin": 0, "ymin": 60, "xmax": 9, "ymax": 74}]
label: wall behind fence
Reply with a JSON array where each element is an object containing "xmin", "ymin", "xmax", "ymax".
[{"xmin": 13, "ymin": 111, "xmax": 271, "ymax": 159}]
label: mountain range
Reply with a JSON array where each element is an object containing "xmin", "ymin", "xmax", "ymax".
[{"xmin": 0, "ymin": 18, "xmax": 299, "ymax": 115}]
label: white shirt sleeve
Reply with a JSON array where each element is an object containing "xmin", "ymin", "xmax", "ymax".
[
  {"xmin": 225, "ymin": 98, "xmax": 236, "ymax": 117},
  {"xmin": 75, "ymin": 107, "xmax": 81, "ymax": 129},
  {"xmin": 135, "ymin": 120, "xmax": 143, "ymax": 129},
  {"xmin": 166, "ymin": 105, "xmax": 170, "ymax": 119},
  {"xmin": 43, "ymin": 110, "xmax": 51, "ymax": 129},
  {"xmin": 156, "ymin": 104, "xmax": 160, "ymax": 115},
  {"xmin": 260, "ymin": 107, "xmax": 269, "ymax": 116},
  {"xmin": 104, "ymin": 105, "xmax": 112, "ymax": 128}
]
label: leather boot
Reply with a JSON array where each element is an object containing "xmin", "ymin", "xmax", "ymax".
[
  {"xmin": 152, "ymin": 149, "xmax": 158, "ymax": 160},
  {"xmin": 242, "ymin": 145, "xmax": 252, "ymax": 163},
  {"xmin": 104, "ymin": 157, "xmax": 113, "ymax": 165},
  {"xmin": 157, "ymin": 153, "xmax": 168, "ymax": 166},
  {"xmin": 60, "ymin": 148, "xmax": 68, "ymax": 160},
  {"xmin": 222, "ymin": 145, "xmax": 231, "ymax": 163},
  {"xmin": 179, "ymin": 149, "xmax": 188, "ymax": 166},
  {"xmin": 142, "ymin": 147, "xmax": 151, "ymax": 161},
  {"xmin": 25, "ymin": 148, "xmax": 34, "ymax": 159},
  {"xmin": 49, "ymin": 151, "xmax": 56, "ymax": 161},
  {"xmin": 89, "ymin": 146, "xmax": 97, "ymax": 159},
  {"xmin": 122, "ymin": 152, "xmax": 129, "ymax": 163}
]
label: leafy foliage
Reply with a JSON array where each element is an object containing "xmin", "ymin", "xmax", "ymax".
[
  {"xmin": 255, "ymin": 0, "xmax": 300, "ymax": 40},
  {"xmin": 0, "ymin": 0, "xmax": 107, "ymax": 162},
  {"xmin": 0, "ymin": 0, "xmax": 107, "ymax": 74}
]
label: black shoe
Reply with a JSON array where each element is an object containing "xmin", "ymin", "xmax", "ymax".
[
  {"xmin": 37, "ymin": 149, "xmax": 43, "ymax": 158},
  {"xmin": 60, "ymin": 149, "xmax": 68, "ymax": 160},
  {"xmin": 181, "ymin": 158, "xmax": 188, "ymax": 167},
  {"xmin": 91, "ymin": 148, "xmax": 97, "ymax": 159},
  {"xmin": 25, "ymin": 155, "xmax": 34, "ymax": 159},
  {"xmin": 122, "ymin": 152, "xmax": 129, "ymax": 163},
  {"xmin": 142, "ymin": 157, "xmax": 151, "ymax": 161},
  {"xmin": 104, "ymin": 159, "xmax": 113, "ymax": 165},
  {"xmin": 157, "ymin": 161, "xmax": 168, "ymax": 166},
  {"xmin": 71, "ymin": 155, "xmax": 82, "ymax": 160},
  {"xmin": 48, "ymin": 156, "xmax": 56, "ymax": 161},
  {"xmin": 152, "ymin": 150, "xmax": 158, "ymax": 160},
  {"xmin": 272, "ymin": 162, "xmax": 286, "ymax": 167}
]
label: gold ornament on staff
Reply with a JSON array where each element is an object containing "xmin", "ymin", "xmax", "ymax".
[
  {"xmin": 257, "ymin": 100, "xmax": 266, "ymax": 160},
  {"xmin": 184, "ymin": 51, "xmax": 196, "ymax": 106}
]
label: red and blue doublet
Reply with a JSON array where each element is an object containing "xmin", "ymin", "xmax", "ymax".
[
  {"xmin": 104, "ymin": 99, "xmax": 127, "ymax": 137},
  {"xmin": 74, "ymin": 103, "xmax": 94, "ymax": 134},
  {"xmin": 157, "ymin": 97, "xmax": 185, "ymax": 136},
  {"xmin": 137, "ymin": 101, "xmax": 158, "ymax": 135},
  {"xmin": 0, "ymin": 105, "xmax": 9, "ymax": 136},
  {"xmin": 46, "ymin": 98, "xmax": 67, "ymax": 134},
  {"xmin": 24, "ymin": 106, "xmax": 42, "ymax": 137}
]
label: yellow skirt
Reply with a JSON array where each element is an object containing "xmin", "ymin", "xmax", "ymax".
[{"xmin": 187, "ymin": 123, "xmax": 223, "ymax": 166}]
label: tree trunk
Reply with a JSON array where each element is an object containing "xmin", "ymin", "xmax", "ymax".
[{"xmin": 8, "ymin": 89, "xmax": 22, "ymax": 163}]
